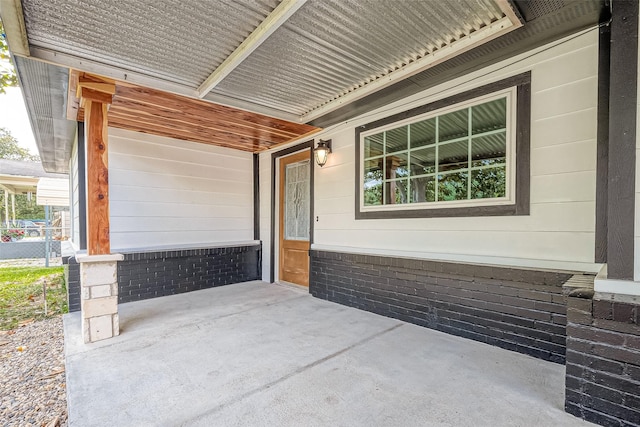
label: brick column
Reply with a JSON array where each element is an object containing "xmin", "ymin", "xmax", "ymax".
[
  {"xmin": 77, "ymin": 253, "xmax": 123, "ymax": 343},
  {"xmin": 565, "ymin": 280, "xmax": 640, "ymax": 426}
]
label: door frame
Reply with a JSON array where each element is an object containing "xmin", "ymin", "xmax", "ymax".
[{"xmin": 270, "ymin": 140, "xmax": 315, "ymax": 283}]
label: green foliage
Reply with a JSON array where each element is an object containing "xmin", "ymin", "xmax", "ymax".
[
  {"xmin": 0, "ymin": 19, "xmax": 18, "ymax": 94},
  {"xmin": 0, "ymin": 127, "xmax": 38, "ymax": 161},
  {"xmin": 363, "ymin": 166, "xmax": 505, "ymax": 205},
  {"xmin": 0, "ymin": 267, "xmax": 67, "ymax": 330},
  {"xmin": 0, "ymin": 192, "xmax": 45, "ymax": 221},
  {"xmin": 364, "ymin": 169, "xmax": 383, "ymax": 206}
]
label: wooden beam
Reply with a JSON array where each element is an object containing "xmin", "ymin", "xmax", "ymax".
[
  {"xmin": 117, "ymin": 85, "xmax": 313, "ymax": 136},
  {"xmin": 84, "ymin": 100, "xmax": 111, "ymax": 255},
  {"xmin": 112, "ymin": 102, "xmax": 295, "ymax": 143},
  {"xmin": 196, "ymin": 0, "xmax": 308, "ymax": 97},
  {"xmin": 77, "ymin": 74, "xmax": 115, "ymax": 106},
  {"xmin": 66, "ymin": 69, "xmax": 81, "ymax": 121},
  {"xmin": 80, "ymin": 87, "xmax": 114, "ymax": 105}
]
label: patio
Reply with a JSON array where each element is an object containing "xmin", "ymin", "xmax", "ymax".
[{"xmin": 63, "ymin": 281, "xmax": 589, "ymax": 426}]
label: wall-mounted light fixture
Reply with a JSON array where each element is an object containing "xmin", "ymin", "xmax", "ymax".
[{"xmin": 314, "ymin": 139, "xmax": 332, "ymax": 167}]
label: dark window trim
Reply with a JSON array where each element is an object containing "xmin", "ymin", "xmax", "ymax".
[
  {"xmin": 354, "ymin": 72, "xmax": 531, "ymax": 220},
  {"xmin": 269, "ymin": 140, "xmax": 314, "ymax": 283},
  {"xmin": 77, "ymin": 122, "xmax": 87, "ymax": 250},
  {"xmin": 595, "ymin": 21, "xmax": 610, "ymax": 264},
  {"xmin": 606, "ymin": 0, "xmax": 637, "ymax": 280},
  {"xmin": 253, "ymin": 153, "xmax": 260, "ymax": 241}
]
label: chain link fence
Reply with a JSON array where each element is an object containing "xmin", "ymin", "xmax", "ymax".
[{"xmin": 0, "ymin": 224, "xmax": 70, "ymax": 267}]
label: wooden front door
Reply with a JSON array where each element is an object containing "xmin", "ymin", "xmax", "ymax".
[{"xmin": 279, "ymin": 150, "xmax": 311, "ymax": 286}]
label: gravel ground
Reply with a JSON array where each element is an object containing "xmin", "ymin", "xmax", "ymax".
[{"xmin": 0, "ymin": 316, "xmax": 67, "ymax": 427}]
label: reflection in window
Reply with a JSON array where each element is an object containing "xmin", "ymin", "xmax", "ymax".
[{"xmin": 362, "ymin": 96, "xmax": 508, "ymax": 207}]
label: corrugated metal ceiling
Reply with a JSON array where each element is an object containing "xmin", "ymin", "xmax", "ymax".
[
  {"xmin": 22, "ymin": 0, "xmax": 280, "ymax": 87},
  {"xmin": 213, "ymin": 0, "xmax": 506, "ymax": 116},
  {"xmin": 20, "ymin": 0, "xmax": 511, "ymax": 119}
]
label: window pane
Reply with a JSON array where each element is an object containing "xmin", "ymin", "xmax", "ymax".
[
  {"xmin": 471, "ymin": 166, "xmax": 506, "ymax": 199},
  {"xmin": 438, "ymin": 140, "xmax": 468, "ymax": 172},
  {"xmin": 284, "ymin": 161, "xmax": 310, "ymax": 240},
  {"xmin": 472, "ymin": 98, "xmax": 506, "ymax": 135},
  {"xmin": 386, "ymin": 126, "xmax": 408, "ymax": 153},
  {"xmin": 385, "ymin": 153, "xmax": 409, "ymax": 178},
  {"xmin": 364, "ymin": 159, "xmax": 383, "ymax": 206},
  {"xmin": 364, "ymin": 181, "xmax": 383, "ymax": 205},
  {"xmin": 438, "ymin": 171, "xmax": 468, "ymax": 201},
  {"xmin": 471, "ymin": 132, "xmax": 506, "ymax": 167},
  {"xmin": 364, "ymin": 133, "xmax": 384, "ymax": 158},
  {"xmin": 439, "ymin": 109, "xmax": 468, "ymax": 142},
  {"xmin": 410, "ymin": 176, "xmax": 436, "ymax": 203},
  {"xmin": 410, "ymin": 146, "xmax": 436, "ymax": 175},
  {"xmin": 410, "ymin": 118, "xmax": 436, "ymax": 148},
  {"xmin": 385, "ymin": 179, "xmax": 409, "ymax": 204}
]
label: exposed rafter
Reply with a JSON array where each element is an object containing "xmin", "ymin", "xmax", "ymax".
[
  {"xmin": 66, "ymin": 72, "xmax": 321, "ymax": 152},
  {"xmin": 196, "ymin": 0, "xmax": 308, "ymax": 98}
]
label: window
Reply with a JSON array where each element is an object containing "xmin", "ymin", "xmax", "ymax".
[{"xmin": 355, "ymin": 73, "xmax": 530, "ymax": 219}]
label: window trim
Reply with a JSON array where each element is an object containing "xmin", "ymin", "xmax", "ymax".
[{"xmin": 354, "ymin": 72, "xmax": 531, "ymax": 219}]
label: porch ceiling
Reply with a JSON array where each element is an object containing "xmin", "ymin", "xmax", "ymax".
[
  {"xmin": 69, "ymin": 72, "xmax": 320, "ymax": 153},
  {"xmin": 1, "ymin": 0, "xmax": 605, "ymax": 173},
  {"xmin": 16, "ymin": 0, "xmax": 521, "ymax": 122}
]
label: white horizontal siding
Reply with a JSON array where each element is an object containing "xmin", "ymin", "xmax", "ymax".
[
  {"xmin": 108, "ymin": 128, "xmax": 253, "ymax": 251},
  {"xmin": 262, "ymin": 30, "xmax": 601, "ymax": 274}
]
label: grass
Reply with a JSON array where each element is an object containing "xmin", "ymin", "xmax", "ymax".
[{"xmin": 0, "ymin": 266, "xmax": 67, "ymax": 331}]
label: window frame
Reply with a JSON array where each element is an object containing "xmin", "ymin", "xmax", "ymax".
[{"xmin": 354, "ymin": 72, "xmax": 531, "ymax": 219}]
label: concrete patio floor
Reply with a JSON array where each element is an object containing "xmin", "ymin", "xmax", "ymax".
[{"xmin": 63, "ymin": 281, "xmax": 591, "ymax": 426}]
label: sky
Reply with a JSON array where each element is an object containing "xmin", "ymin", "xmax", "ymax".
[{"xmin": 0, "ymin": 86, "xmax": 38, "ymax": 155}]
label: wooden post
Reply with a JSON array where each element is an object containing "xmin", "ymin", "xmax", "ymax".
[
  {"xmin": 76, "ymin": 73, "xmax": 116, "ymax": 255},
  {"xmin": 84, "ymin": 99, "xmax": 111, "ymax": 255}
]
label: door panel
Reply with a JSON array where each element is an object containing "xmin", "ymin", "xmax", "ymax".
[{"xmin": 279, "ymin": 151, "xmax": 310, "ymax": 286}]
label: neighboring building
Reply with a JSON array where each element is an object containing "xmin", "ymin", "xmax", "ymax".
[
  {"xmin": 0, "ymin": 158, "xmax": 67, "ymax": 221},
  {"xmin": 1, "ymin": 1, "xmax": 638, "ymax": 426}
]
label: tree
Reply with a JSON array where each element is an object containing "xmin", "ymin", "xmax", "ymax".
[
  {"xmin": 0, "ymin": 127, "xmax": 39, "ymax": 161},
  {"xmin": 0, "ymin": 192, "xmax": 45, "ymax": 222},
  {"xmin": 0, "ymin": 19, "xmax": 18, "ymax": 94}
]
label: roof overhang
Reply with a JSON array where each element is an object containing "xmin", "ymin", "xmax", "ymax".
[
  {"xmin": 0, "ymin": 0, "xmax": 606, "ymax": 172},
  {"xmin": 0, "ymin": 159, "xmax": 67, "ymax": 193}
]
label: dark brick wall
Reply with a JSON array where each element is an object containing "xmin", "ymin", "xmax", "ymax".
[
  {"xmin": 63, "ymin": 244, "xmax": 261, "ymax": 309},
  {"xmin": 310, "ymin": 250, "xmax": 574, "ymax": 363},
  {"xmin": 63, "ymin": 256, "xmax": 81, "ymax": 313},
  {"xmin": 565, "ymin": 294, "xmax": 640, "ymax": 426},
  {"xmin": 118, "ymin": 244, "xmax": 261, "ymax": 303}
]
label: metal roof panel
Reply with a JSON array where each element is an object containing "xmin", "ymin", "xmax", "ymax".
[{"xmin": 212, "ymin": 0, "xmax": 506, "ymax": 114}]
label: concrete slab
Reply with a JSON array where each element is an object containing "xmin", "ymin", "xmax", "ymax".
[{"xmin": 64, "ymin": 281, "xmax": 590, "ymax": 426}]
